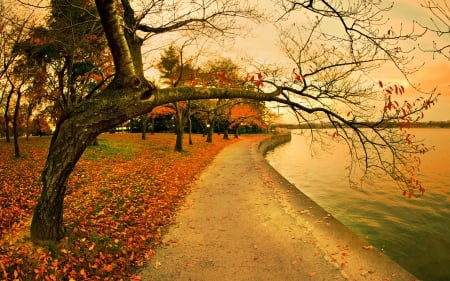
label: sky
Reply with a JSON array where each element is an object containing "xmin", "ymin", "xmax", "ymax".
[
  {"xmin": 136, "ymin": 0, "xmax": 449, "ymax": 122},
  {"xmin": 217, "ymin": 0, "xmax": 450, "ymax": 122}
]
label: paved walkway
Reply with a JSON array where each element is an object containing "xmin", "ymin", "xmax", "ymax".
[{"xmin": 139, "ymin": 136, "xmax": 417, "ymax": 281}]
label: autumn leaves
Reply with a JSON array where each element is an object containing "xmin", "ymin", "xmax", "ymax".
[{"xmin": 0, "ymin": 133, "xmax": 237, "ymax": 280}]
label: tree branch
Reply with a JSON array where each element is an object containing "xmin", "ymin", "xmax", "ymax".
[{"xmin": 94, "ymin": 0, "xmax": 136, "ymax": 83}]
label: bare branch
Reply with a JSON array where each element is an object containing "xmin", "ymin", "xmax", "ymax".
[
  {"xmin": 133, "ymin": 0, "xmax": 260, "ymax": 40},
  {"xmin": 417, "ymin": 0, "xmax": 450, "ymax": 59}
]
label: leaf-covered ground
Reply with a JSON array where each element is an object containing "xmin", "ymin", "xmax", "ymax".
[{"xmin": 0, "ymin": 133, "xmax": 239, "ymax": 280}]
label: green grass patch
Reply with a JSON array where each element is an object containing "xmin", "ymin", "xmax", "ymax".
[{"xmin": 83, "ymin": 138, "xmax": 135, "ymax": 161}]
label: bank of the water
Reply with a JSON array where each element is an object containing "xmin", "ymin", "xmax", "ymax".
[
  {"xmin": 258, "ymin": 132, "xmax": 292, "ymax": 153},
  {"xmin": 265, "ymin": 129, "xmax": 450, "ymax": 281},
  {"xmin": 259, "ymin": 133, "xmax": 418, "ymax": 280}
]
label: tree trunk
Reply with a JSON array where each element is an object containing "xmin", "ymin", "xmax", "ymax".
[
  {"xmin": 141, "ymin": 114, "xmax": 148, "ymax": 140},
  {"xmin": 26, "ymin": 105, "xmax": 31, "ymax": 141},
  {"xmin": 30, "ymin": 81, "xmax": 153, "ymax": 241},
  {"xmin": 188, "ymin": 116, "xmax": 193, "ymax": 145},
  {"xmin": 187, "ymin": 101, "xmax": 193, "ymax": 145},
  {"xmin": 234, "ymin": 125, "xmax": 240, "ymax": 138},
  {"xmin": 150, "ymin": 116, "xmax": 155, "ymax": 135},
  {"xmin": 175, "ymin": 127, "xmax": 183, "ymax": 152},
  {"xmin": 223, "ymin": 128, "xmax": 229, "ymax": 140},
  {"xmin": 174, "ymin": 103, "xmax": 183, "ymax": 152},
  {"xmin": 30, "ymin": 116, "xmax": 98, "ymax": 240},
  {"xmin": 4, "ymin": 87, "xmax": 13, "ymax": 143},
  {"xmin": 12, "ymin": 88, "xmax": 22, "ymax": 158},
  {"xmin": 223, "ymin": 119, "xmax": 230, "ymax": 140},
  {"xmin": 206, "ymin": 123, "xmax": 213, "ymax": 143}
]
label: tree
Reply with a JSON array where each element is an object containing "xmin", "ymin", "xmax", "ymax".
[
  {"xmin": 0, "ymin": 0, "xmax": 36, "ymax": 142},
  {"xmin": 0, "ymin": 0, "xmax": 41, "ymax": 157},
  {"xmin": 193, "ymin": 57, "xmax": 246, "ymax": 142},
  {"xmin": 229, "ymin": 103, "xmax": 267, "ymax": 136},
  {"xmin": 16, "ymin": 0, "xmax": 113, "ymax": 123},
  {"xmin": 7, "ymin": 70, "xmax": 28, "ymax": 158},
  {"xmin": 157, "ymin": 44, "xmax": 196, "ymax": 151},
  {"xmin": 29, "ymin": 0, "xmax": 438, "ymax": 241},
  {"xmin": 148, "ymin": 105, "xmax": 177, "ymax": 134}
]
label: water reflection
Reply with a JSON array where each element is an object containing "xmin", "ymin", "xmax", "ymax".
[{"xmin": 265, "ymin": 129, "xmax": 450, "ymax": 281}]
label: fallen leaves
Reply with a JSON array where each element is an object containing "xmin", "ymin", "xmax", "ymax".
[
  {"xmin": 0, "ymin": 133, "xmax": 238, "ymax": 280},
  {"xmin": 153, "ymin": 261, "xmax": 162, "ymax": 269},
  {"xmin": 360, "ymin": 269, "xmax": 375, "ymax": 276}
]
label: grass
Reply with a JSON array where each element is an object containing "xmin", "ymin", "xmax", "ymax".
[{"xmin": 83, "ymin": 137, "xmax": 136, "ymax": 161}]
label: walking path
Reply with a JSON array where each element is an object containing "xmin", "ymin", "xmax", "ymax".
[{"xmin": 139, "ymin": 136, "xmax": 417, "ymax": 281}]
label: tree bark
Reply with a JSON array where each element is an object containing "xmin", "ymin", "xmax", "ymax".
[
  {"xmin": 174, "ymin": 103, "xmax": 184, "ymax": 152},
  {"xmin": 150, "ymin": 116, "xmax": 155, "ymax": 135},
  {"xmin": 4, "ymin": 87, "xmax": 13, "ymax": 143},
  {"xmin": 206, "ymin": 122, "xmax": 213, "ymax": 143},
  {"xmin": 188, "ymin": 105, "xmax": 193, "ymax": 145},
  {"xmin": 26, "ymin": 102, "xmax": 32, "ymax": 141},
  {"xmin": 30, "ymin": 84, "xmax": 153, "ymax": 241},
  {"xmin": 12, "ymin": 88, "xmax": 22, "ymax": 158},
  {"xmin": 223, "ymin": 127, "xmax": 229, "ymax": 140},
  {"xmin": 141, "ymin": 115, "xmax": 148, "ymax": 140},
  {"xmin": 175, "ymin": 126, "xmax": 183, "ymax": 151}
]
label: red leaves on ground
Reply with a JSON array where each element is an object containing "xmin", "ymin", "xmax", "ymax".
[{"xmin": 0, "ymin": 133, "xmax": 238, "ymax": 280}]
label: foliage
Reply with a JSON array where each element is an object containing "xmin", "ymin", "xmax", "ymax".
[
  {"xmin": 19, "ymin": 0, "xmax": 112, "ymax": 114},
  {"xmin": 229, "ymin": 103, "xmax": 267, "ymax": 129},
  {"xmin": 0, "ymin": 133, "xmax": 238, "ymax": 280}
]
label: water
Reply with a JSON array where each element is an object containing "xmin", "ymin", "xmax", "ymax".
[{"xmin": 265, "ymin": 129, "xmax": 450, "ymax": 281}]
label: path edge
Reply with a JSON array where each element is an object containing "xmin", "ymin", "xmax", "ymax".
[{"xmin": 254, "ymin": 131, "xmax": 419, "ymax": 281}]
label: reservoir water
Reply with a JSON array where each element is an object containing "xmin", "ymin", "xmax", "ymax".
[{"xmin": 265, "ymin": 129, "xmax": 450, "ymax": 281}]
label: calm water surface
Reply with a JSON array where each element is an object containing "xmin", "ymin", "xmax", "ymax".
[{"xmin": 265, "ymin": 129, "xmax": 450, "ymax": 281}]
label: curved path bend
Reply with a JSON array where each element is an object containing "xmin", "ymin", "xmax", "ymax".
[{"xmin": 140, "ymin": 136, "xmax": 417, "ymax": 281}]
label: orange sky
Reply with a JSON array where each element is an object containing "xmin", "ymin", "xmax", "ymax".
[{"xmin": 220, "ymin": 0, "xmax": 449, "ymax": 121}]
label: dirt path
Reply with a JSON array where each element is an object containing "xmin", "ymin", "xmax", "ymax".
[{"xmin": 139, "ymin": 136, "xmax": 417, "ymax": 281}]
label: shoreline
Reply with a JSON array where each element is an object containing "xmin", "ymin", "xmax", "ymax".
[
  {"xmin": 140, "ymin": 133, "xmax": 418, "ymax": 280},
  {"xmin": 258, "ymin": 133, "xmax": 419, "ymax": 280}
]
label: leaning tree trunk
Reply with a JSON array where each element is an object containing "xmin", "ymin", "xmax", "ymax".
[
  {"xmin": 31, "ymin": 117, "xmax": 96, "ymax": 240},
  {"xmin": 30, "ymin": 80, "xmax": 154, "ymax": 241}
]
